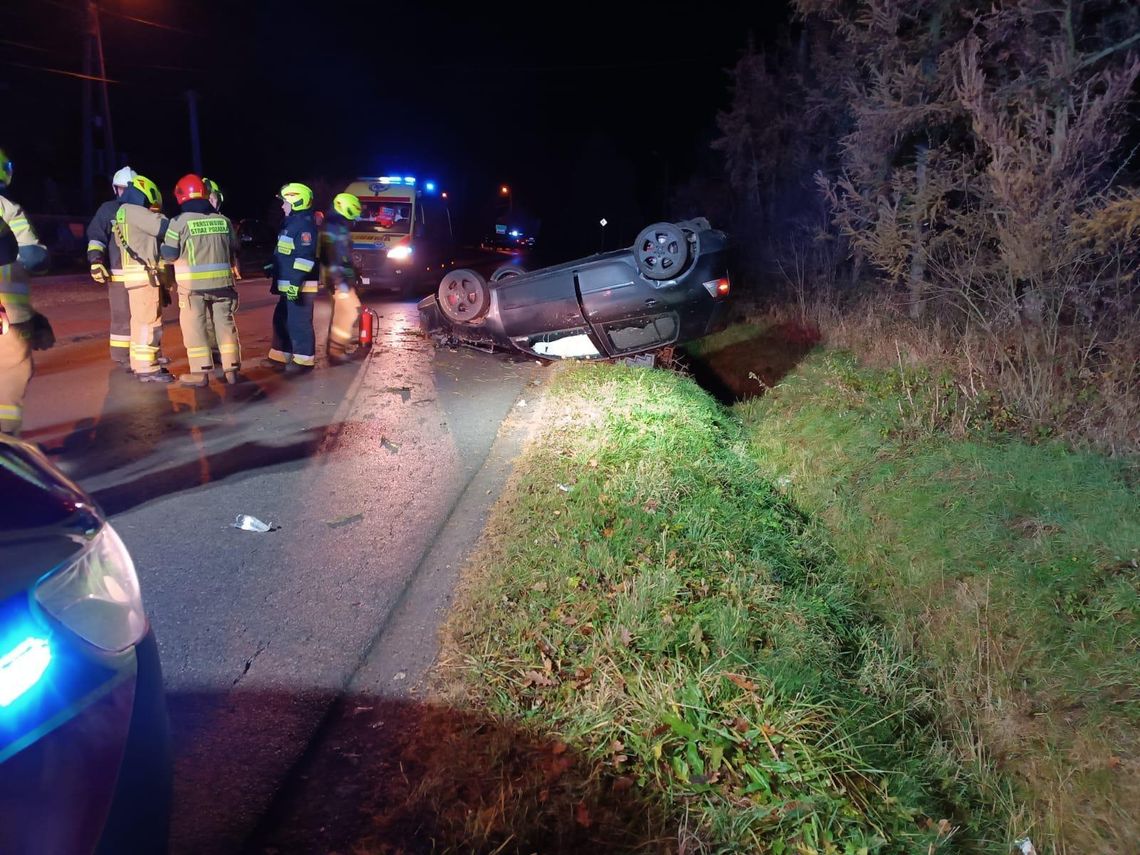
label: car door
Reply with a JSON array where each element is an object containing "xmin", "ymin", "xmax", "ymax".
[{"xmin": 575, "ymin": 256, "xmax": 680, "ymax": 356}]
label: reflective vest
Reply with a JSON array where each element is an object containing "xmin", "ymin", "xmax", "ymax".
[
  {"xmin": 163, "ymin": 211, "xmax": 238, "ymax": 291},
  {"xmin": 0, "ymin": 195, "xmax": 43, "ymax": 324},
  {"xmin": 112, "ymin": 204, "xmax": 167, "ymax": 286}
]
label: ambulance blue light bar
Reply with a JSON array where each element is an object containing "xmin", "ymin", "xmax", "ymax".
[
  {"xmin": 378, "ymin": 176, "xmax": 417, "ymax": 186},
  {"xmin": 0, "ymin": 637, "xmax": 51, "ymax": 708}
]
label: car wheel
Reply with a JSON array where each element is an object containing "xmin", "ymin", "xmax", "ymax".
[
  {"xmin": 490, "ymin": 264, "xmax": 528, "ymax": 282},
  {"xmin": 634, "ymin": 222, "xmax": 690, "ymax": 280},
  {"xmin": 438, "ymin": 269, "xmax": 491, "ymax": 323}
]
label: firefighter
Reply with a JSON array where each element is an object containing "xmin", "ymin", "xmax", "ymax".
[
  {"xmin": 162, "ymin": 174, "xmax": 241, "ymax": 386},
  {"xmin": 321, "ymin": 192, "xmax": 364, "ymax": 363},
  {"xmin": 264, "ymin": 182, "xmax": 319, "ymax": 373},
  {"xmin": 86, "ymin": 165, "xmax": 137, "ymax": 368},
  {"xmin": 0, "ymin": 149, "xmax": 54, "ymax": 435},
  {"xmin": 112, "ymin": 175, "xmax": 174, "ymax": 383}
]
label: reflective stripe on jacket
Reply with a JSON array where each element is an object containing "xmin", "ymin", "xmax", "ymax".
[
  {"xmin": 0, "ymin": 195, "xmax": 45, "ymax": 323},
  {"xmin": 272, "ymin": 210, "xmax": 318, "ymax": 294},
  {"xmin": 162, "ymin": 211, "xmax": 238, "ymax": 290},
  {"xmin": 112, "ymin": 204, "xmax": 167, "ymax": 286}
]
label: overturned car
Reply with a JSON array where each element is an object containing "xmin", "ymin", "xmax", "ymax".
[{"xmin": 417, "ymin": 219, "xmax": 732, "ymax": 360}]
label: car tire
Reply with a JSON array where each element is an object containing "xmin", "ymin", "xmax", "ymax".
[
  {"xmin": 490, "ymin": 264, "xmax": 528, "ymax": 282},
  {"xmin": 438, "ymin": 269, "xmax": 491, "ymax": 323},
  {"xmin": 634, "ymin": 222, "xmax": 690, "ymax": 281}
]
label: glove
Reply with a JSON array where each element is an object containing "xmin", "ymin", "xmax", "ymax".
[
  {"xmin": 90, "ymin": 263, "xmax": 110, "ymax": 284},
  {"xmin": 280, "ymin": 284, "xmax": 300, "ymax": 300}
]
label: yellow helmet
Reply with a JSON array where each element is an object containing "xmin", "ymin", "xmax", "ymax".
[
  {"xmin": 203, "ymin": 177, "xmax": 224, "ymax": 208},
  {"xmin": 278, "ymin": 182, "xmax": 313, "ymax": 212},
  {"xmin": 333, "ymin": 192, "xmax": 362, "ymax": 220},
  {"xmin": 0, "ymin": 149, "xmax": 12, "ymax": 187},
  {"xmin": 131, "ymin": 175, "xmax": 162, "ymax": 208}
]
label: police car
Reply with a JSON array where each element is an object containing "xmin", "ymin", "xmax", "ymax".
[{"xmin": 0, "ymin": 435, "xmax": 170, "ymax": 854}]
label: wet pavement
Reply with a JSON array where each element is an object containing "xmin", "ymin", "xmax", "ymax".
[{"xmin": 21, "ymin": 274, "xmax": 540, "ymax": 852}]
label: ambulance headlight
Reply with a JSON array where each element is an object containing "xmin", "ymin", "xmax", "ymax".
[
  {"xmin": 34, "ymin": 524, "xmax": 147, "ymax": 653},
  {"xmin": 387, "ymin": 245, "xmax": 413, "ymax": 261}
]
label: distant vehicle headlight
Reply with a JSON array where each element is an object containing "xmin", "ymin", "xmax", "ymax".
[
  {"xmin": 34, "ymin": 524, "xmax": 147, "ymax": 653},
  {"xmin": 387, "ymin": 245, "xmax": 413, "ymax": 261}
]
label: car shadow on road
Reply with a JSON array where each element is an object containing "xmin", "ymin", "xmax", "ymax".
[{"xmin": 213, "ymin": 691, "xmax": 677, "ymax": 855}]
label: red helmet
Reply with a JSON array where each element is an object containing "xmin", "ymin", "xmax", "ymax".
[{"xmin": 174, "ymin": 174, "xmax": 207, "ymax": 205}]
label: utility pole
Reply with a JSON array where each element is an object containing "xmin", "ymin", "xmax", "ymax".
[
  {"xmin": 185, "ymin": 90, "xmax": 202, "ymax": 175},
  {"xmin": 82, "ymin": 4, "xmax": 95, "ymax": 211},
  {"xmin": 82, "ymin": 1, "xmax": 116, "ymax": 210}
]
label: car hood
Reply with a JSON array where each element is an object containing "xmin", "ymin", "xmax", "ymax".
[{"xmin": 0, "ymin": 437, "xmax": 101, "ymax": 599}]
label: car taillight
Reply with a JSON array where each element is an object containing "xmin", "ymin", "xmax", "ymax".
[
  {"xmin": 34, "ymin": 524, "xmax": 147, "ymax": 653},
  {"xmin": 703, "ymin": 276, "xmax": 731, "ymax": 298}
]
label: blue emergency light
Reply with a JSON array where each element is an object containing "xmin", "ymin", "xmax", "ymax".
[
  {"xmin": 425, "ymin": 182, "xmax": 436, "ymax": 193},
  {"xmin": 0, "ymin": 636, "xmax": 51, "ymax": 708}
]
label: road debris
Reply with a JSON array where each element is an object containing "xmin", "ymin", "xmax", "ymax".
[
  {"xmin": 232, "ymin": 514, "xmax": 275, "ymax": 532},
  {"xmin": 383, "ymin": 386, "xmax": 412, "ymax": 402},
  {"xmin": 326, "ymin": 513, "xmax": 364, "ymax": 529},
  {"xmin": 380, "ymin": 436, "xmax": 400, "ymax": 454}
]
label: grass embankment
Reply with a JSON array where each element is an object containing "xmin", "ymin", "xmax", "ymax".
[
  {"xmin": 436, "ymin": 361, "xmax": 991, "ymax": 852},
  {"xmin": 726, "ymin": 337, "xmax": 1140, "ymax": 853}
]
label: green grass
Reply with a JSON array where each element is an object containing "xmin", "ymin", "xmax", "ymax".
[
  {"xmin": 736, "ymin": 347, "xmax": 1140, "ymax": 853},
  {"xmin": 441, "ymin": 362, "xmax": 1000, "ymax": 853}
]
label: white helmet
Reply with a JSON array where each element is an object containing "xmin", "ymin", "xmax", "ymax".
[{"xmin": 112, "ymin": 166, "xmax": 137, "ymax": 189}]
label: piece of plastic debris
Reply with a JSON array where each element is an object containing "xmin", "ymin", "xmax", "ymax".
[
  {"xmin": 517, "ymin": 399, "xmax": 527, "ymax": 408},
  {"xmin": 533, "ymin": 334, "xmax": 601, "ymax": 358},
  {"xmin": 393, "ymin": 671, "xmax": 407, "ymax": 681},
  {"xmin": 380, "ymin": 437, "xmax": 400, "ymax": 453},
  {"xmin": 232, "ymin": 514, "xmax": 273, "ymax": 532},
  {"xmin": 1013, "ymin": 839, "xmax": 1037, "ymax": 855},
  {"xmin": 557, "ymin": 484, "xmax": 572, "ymax": 492}
]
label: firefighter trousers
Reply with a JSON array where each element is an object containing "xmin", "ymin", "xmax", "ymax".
[
  {"xmin": 108, "ymin": 280, "xmax": 131, "ymax": 363},
  {"xmin": 179, "ymin": 287, "xmax": 240, "ymax": 372},
  {"xmin": 127, "ymin": 283, "xmax": 163, "ymax": 374},
  {"xmin": 269, "ymin": 292, "xmax": 316, "ymax": 367},
  {"xmin": 328, "ymin": 287, "xmax": 362, "ymax": 358},
  {"xmin": 0, "ymin": 327, "xmax": 32, "ymax": 435}
]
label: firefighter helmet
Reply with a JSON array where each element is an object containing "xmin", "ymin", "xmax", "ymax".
[
  {"xmin": 278, "ymin": 182, "xmax": 313, "ymax": 212},
  {"xmin": 112, "ymin": 166, "xmax": 137, "ymax": 189},
  {"xmin": 131, "ymin": 175, "xmax": 162, "ymax": 208},
  {"xmin": 203, "ymin": 177, "xmax": 224, "ymax": 209},
  {"xmin": 174, "ymin": 174, "xmax": 207, "ymax": 205},
  {"xmin": 333, "ymin": 193, "xmax": 362, "ymax": 221}
]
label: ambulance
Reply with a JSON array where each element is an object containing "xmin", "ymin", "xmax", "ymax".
[{"xmin": 342, "ymin": 176, "xmax": 453, "ymax": 295}]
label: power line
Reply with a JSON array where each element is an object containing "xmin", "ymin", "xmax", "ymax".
[{"xmin": 2, "ymin": 59, "xmax": 117, "ymax": 83}]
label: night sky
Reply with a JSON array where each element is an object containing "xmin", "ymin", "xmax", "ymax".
[{"xmin": 4, "ymin": 0, "xmax": 790, "ymax": 253}]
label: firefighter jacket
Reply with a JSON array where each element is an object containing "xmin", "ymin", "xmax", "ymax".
[
  {"xmin": 86, "ymin": 197, "xmax": 125, "ymax": 273},
  {"xmin": 111, "ymin": 191, "xmax": 168, "ymax": 288},
  {"xmin": 272, "ymin": 209, "xmax": 319, "ymax": 296},
  {"xmin": 0, "ymin": 193, "xmax": 48, "ymax": 324},
  {"xmin": 319, "ymin": 212, "xmax": 355, "ymax": 291},
  {"xmin": 161, "ymin": 199, "xmax": 238, "ymax": 292}
]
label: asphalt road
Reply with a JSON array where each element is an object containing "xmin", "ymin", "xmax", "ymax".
[{"xmin": 21, "ymin": 274, "xmax": 540, "ymax": 852}]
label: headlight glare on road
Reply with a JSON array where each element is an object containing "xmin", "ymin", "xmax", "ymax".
[{"xmin": 34, "ymin": 524, "xmax": 147, "ymax": 653}]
